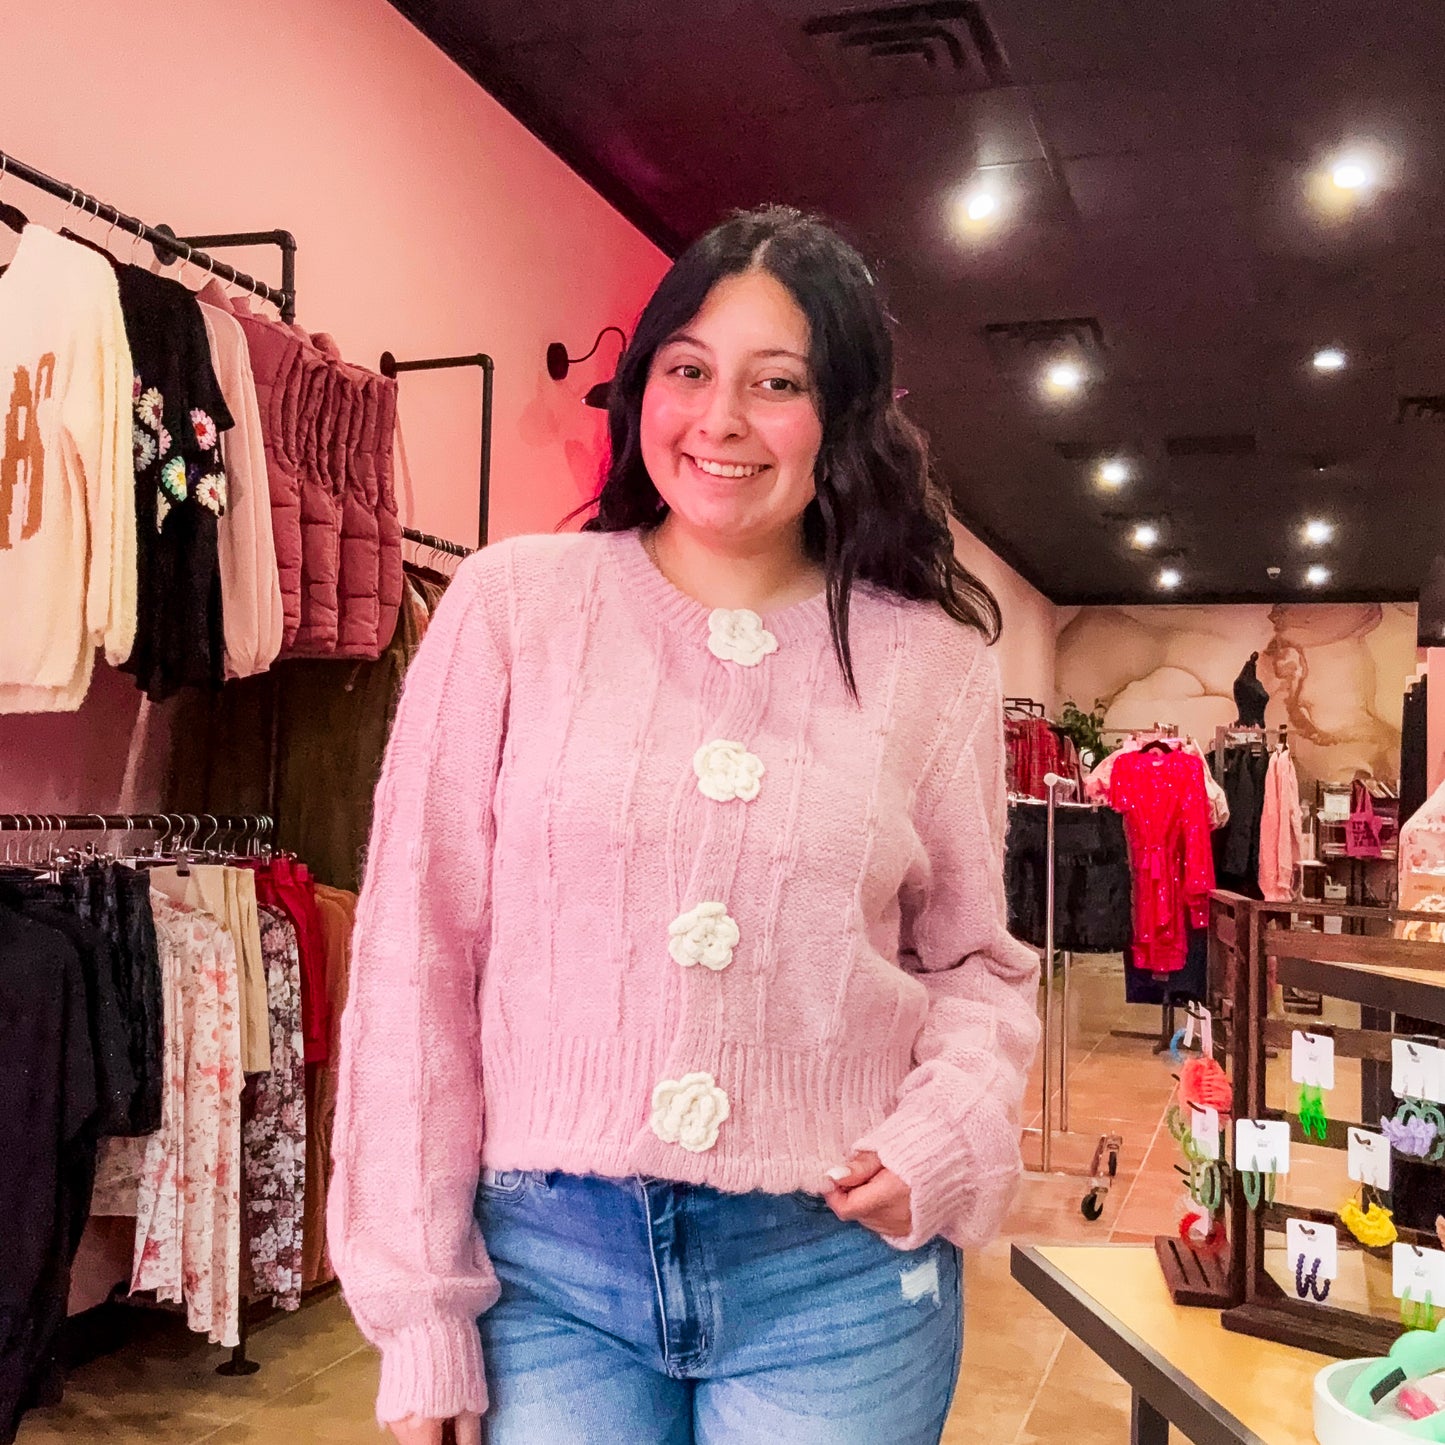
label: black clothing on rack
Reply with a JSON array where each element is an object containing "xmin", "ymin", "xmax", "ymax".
[
  {"xmin": 1125, "ymin": 926, "xmax": 1208, "ymax": 1005},
  {"xmin": 1005, "ymin": 802, "xmax": 1133, "ymax": 953},
  {"xmin": 1212, "ymin": 747, "xmax": 1269, "ymax": 898},
  {"xmin": 1401, "ymin": 676, "xmax": 1429, "ymax": 827},
  {"xmin": 1233, "ymin": 654, "xmax": 1269, "ymax": 728},
  {"xmin": 0, "ymin": 902, "xmax": 98, "ymax": 1445}
]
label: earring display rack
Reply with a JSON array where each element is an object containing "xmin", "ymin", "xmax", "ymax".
[{"xmin": 1165, "ymin": 894, "xmax": 1445, "ymax": 1356}]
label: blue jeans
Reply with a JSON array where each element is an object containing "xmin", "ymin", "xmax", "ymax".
[{"xmin": 474, "ymin": 1170, "xmax": 964, "ymax": 1444}]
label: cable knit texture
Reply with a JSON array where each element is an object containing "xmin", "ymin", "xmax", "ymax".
[{"xmin": 329, "ymin": 528, "xmax": 1041, "ymax": 1424}]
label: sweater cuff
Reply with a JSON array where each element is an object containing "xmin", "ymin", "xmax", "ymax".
[
  {"xmin": 854, "ymin": 1093, "xmax": 1022, "ymax": 1254},
  {"xmin": 374, "ymin": 1317, "xmax": 489, "ymax": 1426}
]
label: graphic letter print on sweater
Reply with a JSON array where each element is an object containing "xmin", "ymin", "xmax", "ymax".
[{"xmin": 0, "ymin": 353, "xmax": 55, "ymax": 548}]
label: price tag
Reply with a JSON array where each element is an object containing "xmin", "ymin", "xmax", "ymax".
[
  {"xmin": 1235, "ymin": 1118, "xmax": 1292, "ymax": 1175},
  {"xmin": 1347, "ymin": 1128, "xmax": 1393, "ymax": 1191},
  {"xmin": 1393, "ymin": 1244, "xmax": 1445, "ymax": 1302},
  {"xmin": 1288, "ymin": 1219, "xmax": 1340, "ymax": 1281},
  {"xmin": 1392, "ymin": 1040, "xmax": 1445, "ymax": 1104},
  {"xmin": 1291, "ymin": 1031, "xmax": 1335, "ymax": 1090},
  {"xmin": 1189, "ymin": 1106, "xmax": 1221, "ymax": 1161}
]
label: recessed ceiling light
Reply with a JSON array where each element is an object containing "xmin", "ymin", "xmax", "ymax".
[
  {"xmin": 1044, "ymin": 361, "xmax": 1084, "ymax": 395},
  {"xmin": 1132, "ymin": 523, "xmax": 1159, "ymax": 549},
  {"xmin": 1306, "ymin": 564, "xmax": 1331, "ymax": 586},
  {"xmin": 1304, "ymin": 518, "xmax": 1334, "ymax": 545},
  {"xmin": 1098, "ymin": 458, "xmax": 1130, "ymax": 487},
  {"xmin": 1331, "ymin": 159, "xmax": 1373, "ymax": 191},
  {"xmin": 1158, "ymin": 568, "xmax": 1182, "ymax": 590},
  {"xmin": 1313, "ymin": 348, "xmax": 1347, "ymax": 372},
  {"xmin": 965, "ymin": 191, "xmax": 999, "ymax": 222}
]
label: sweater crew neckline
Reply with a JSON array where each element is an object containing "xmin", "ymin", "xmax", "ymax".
[{"xmin": 611, "ymin": 528, "xmax": 832, "ymax": 647}]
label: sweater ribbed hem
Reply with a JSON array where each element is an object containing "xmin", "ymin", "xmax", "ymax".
[
  {"xmin": 482, "ymin": 1030, "xmax": 915, "ymax": 1197},
  {"xmin": 374, "ymin": 1317, "xmax": 489, "ymax": 1426},
  {"xmin": 854, "ymin": 1092, "xmax": 1023, "ymax": 1252}
]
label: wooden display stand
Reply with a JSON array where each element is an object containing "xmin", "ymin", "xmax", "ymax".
[{"xmin": 1215, "ymin": 899, "xmax": 1445, "ymax": 1358}]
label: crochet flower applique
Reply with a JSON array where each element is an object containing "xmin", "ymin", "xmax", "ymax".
[
  {"xmin": 693, "ymin": 740, "xmax": 765, "ymax": 803},
  {"xmin": 668, "ymin": 902, "xmax": 740, "ymax": 972},
  {"xmin": 136, "ymin": 386, "xmax": 164, "ymax": 431},
  {"xmin": 195, "ymin": 472, "xmax": 227, "ymax": 517},
  {"xmin": 707, "ymin": 609, "xmax": 778, "ymax": 667},
  {"xmin": 651, "ymin": 1073, "xmax": 731, "ymax": 1153},
  {"xmin": 191, "ymin": 409, "xmax": 218, "ymax": 451}
]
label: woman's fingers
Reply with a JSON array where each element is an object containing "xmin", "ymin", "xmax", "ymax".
[{"xmin": 820, "ymin": 1149, "xmax": 883, "ymax": 1194}]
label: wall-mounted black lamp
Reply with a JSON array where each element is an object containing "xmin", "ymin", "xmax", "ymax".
[{"xmin": 547, "ymin": 326, "xmax": 627, "ymax": 409}]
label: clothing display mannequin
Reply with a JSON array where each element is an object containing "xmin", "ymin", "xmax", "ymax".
[{"xmin": 1232, "ymin": 653, "xmax": 1269, "ymax": 728}]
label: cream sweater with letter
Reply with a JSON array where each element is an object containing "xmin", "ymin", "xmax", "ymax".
[{"xmin": 0, "ymin": 225, "xmax": 136, "ymax": 712}]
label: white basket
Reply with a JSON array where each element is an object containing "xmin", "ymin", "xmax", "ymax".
[{"xmin": 1315, "ymin": 1358, "xmax": 1445, "ymax": 1443}]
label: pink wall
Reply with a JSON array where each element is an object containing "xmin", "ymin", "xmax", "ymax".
[
  {"xmin": 949, "ymin": 520, "xmax": 1058, "ymax": 705},
  {"xmin": 0, "ymin": 0, "xmax": 668, "ymax": 810}
]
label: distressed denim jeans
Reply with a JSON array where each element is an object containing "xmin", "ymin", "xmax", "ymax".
[{"xmin": 474, "ymin": 1170, "xmax": 964, "ymax": 1444}]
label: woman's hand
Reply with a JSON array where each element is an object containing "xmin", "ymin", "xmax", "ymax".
[
  {"xmin": 821, "ymin": 1150, "xmax": 913, "ymax": 1238},
  {"xmin": 388, "ymin": 1413, "xmax": 482, "ymax": 1445}
]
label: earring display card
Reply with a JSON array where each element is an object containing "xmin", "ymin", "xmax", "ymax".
[
  {"xmin": 1288, "ymin": 1219, "xmax": 1340, "ymax": 1281},
  {"xmin": 1189, "ymin": 1105, "xmax": 1221, "ymax": 1160},
  {"xmin": 1347, "ymin": 1128, "xmax": 1393, "ymax": 1191},
  {"xmin": 1236, "ymin": 1118, "xmax": 1292, "ymax": 1174},
  {"xmin": 1291, "ymin": 1030, "xmax": 1336, "ymax": 1090},
  {"xmin": 1393, "ymin": 1244, "xmax": 1445, "ymax": 1301},
  {"xmin": 1392, "ymin": 1040, "xmax": 1445, "ymax": 1104}
]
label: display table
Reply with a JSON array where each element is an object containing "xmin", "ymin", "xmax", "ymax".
[{"xmin": 1011, "ymin": 1244, "xmax": 1329, "ymax": 1444}]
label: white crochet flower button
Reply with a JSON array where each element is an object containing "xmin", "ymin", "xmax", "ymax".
[
  {"xmin": 668, "ymin": 902, "xmax": 740, "ymax": 971},
  {"xmin": 651, "ymin": 1072, "xmax": 731, "ymax": 1153},
  {"xmin": 707, "ymin": 608, "xmax": 778, "ymax": 667},
  {"xmin": 693, "ymin": 740, "xmax": 765, "ymax": 803}
]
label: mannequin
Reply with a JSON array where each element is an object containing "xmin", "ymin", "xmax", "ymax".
[{"xmin": 1233, "ymin": 652, "xmax": 1269, "ymax": 727}]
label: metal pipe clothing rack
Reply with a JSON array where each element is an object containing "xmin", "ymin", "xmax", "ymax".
[
  {"xmin": 403, "ymin": 526, "xmax": 474, "ymax": 558},
  {"xmin": 1019, "ymin": 775, "xmax": 1124, "ymax": 1218},
  {"xmin": 0, "ymin": 148, "xmax": 296, "ymax": 320},
  {"xmin": 381, "ymin": 351, "xmax": 494, "ymax": 551}
]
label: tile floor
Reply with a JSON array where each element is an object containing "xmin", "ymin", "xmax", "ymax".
[{"xmin": 18, "ymin": 955, "xmax": 1197, "ymax": 1444}]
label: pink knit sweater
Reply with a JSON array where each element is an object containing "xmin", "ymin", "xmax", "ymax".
[{"xmin": 329, "ymin": 529, "xmax": 1042, "ymax": 1423}]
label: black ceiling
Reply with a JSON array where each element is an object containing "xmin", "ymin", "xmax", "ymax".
[{"xmin": 389, "ymin": 0, "xmax": 1445, "ymax": 604}]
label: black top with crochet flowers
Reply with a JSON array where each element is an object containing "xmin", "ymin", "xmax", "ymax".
[{"xmin": 114, "ymin": 264, "xmax": 233, "ymax": 700}]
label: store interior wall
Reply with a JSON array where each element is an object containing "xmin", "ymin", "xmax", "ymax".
[
  {"xmin": 949, "ymin": 518, "xmax": 1058, "ymax": 704},
  {"xmin": 1054, "ymin": 601, "xmax": 1419, "ymax": 791},
  {"xmin": 0, "ymin": 0, "xmax": 672, "ymax": 812}
]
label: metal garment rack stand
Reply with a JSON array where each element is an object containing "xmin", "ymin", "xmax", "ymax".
[
  {"xmin": 0, "ymin": 148, "xmax": 296, "ymax": 321},
  {"xmin": 380, "ymin": 351, "xmax": 494, "ymax": 550},
  {"xmin": 402, "ymin": 526, "xmax": 474, "ymax": 558},
  {"xmin": 1022, "ymin": 775, "xmax": 1124, "ymax": 1218}
]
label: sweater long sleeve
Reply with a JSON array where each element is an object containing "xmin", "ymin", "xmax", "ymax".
[
  {"xmin": 853, "ymin": 652, "xmax": 1042, "ymax": 1250},
  {"xmin": 328, "ymin": 530, "xmax": 1042, "ymax": 1424},
  {"xmin": 328, "ymin": 551, "xmax": 509, "ymax": 1423}
]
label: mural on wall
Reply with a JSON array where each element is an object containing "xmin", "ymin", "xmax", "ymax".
[{"xmin": 1054, "ymin": 602, "xmax": 1418, "ymax": 792}]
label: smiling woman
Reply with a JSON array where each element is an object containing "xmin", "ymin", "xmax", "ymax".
[{"xmin": 582, "ymin": 205, "xmax": 1002, "ymax": 696}]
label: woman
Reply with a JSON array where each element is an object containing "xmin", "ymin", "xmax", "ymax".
[{"xmin": 330, "ymin": 206, "xmax": 1041, "ymax": 1445}]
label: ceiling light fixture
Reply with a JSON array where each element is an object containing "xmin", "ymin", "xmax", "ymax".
[
  {"xmin": 1098, "ymin": 458, "xmax": 1130, "ymax": 487},
  {"xmin": 1044, "ymin": 360, "xmax": 1084, "ymax": 396},
  {"xmin": 1313, "ymin": 348, "xmax": 1347, "ymax": 372},
  {"xmin": 1304, "ymin": 518, "xmax": 1334, "ymax": 545},
  {"xmin": 1158, "ymin": 568, "xmax": 1182, "ymax": 590},
  {"xmin": 1132, "ymin": 523, "xmax": 1159, "ymax": 549},
  {"xmin": 1306, "ymin": 564, "xmax": 1331, "ymax": 586},
  {"xmin": 966, "ymin": 191, "xmax": 999, "ymax": 222},
  {"xmin": 1331, "ymin": 159, "xmax": 1374, "ymax": 192}
]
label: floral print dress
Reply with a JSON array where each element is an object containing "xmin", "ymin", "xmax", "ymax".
[
  {"xmin": 129, "ymin": 892, "xmax": 243, "ymax": 1348},
  {"xmin": 244, "ymin": 906, "xmax": 306, "ymax": 1310}
]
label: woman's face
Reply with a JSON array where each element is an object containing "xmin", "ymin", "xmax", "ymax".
[{"xmin": 641, "ymin": 269, "xmax": 824, "ymax": 551}]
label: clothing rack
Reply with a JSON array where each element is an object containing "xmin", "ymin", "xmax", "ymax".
[
  {"xmin": 381, "ymin": 351, "xmax": 494, "ymax": 551},
  {"xmin": 1212, "ymin": 722, "xmax": 1288, "ymax": 778},
  {"xmin": 0, "ymin": 148, "xmax": 297, "ymax": 321},
  {"xmin": 402, "ymin": 526, "xmax": 474, "ymax": 559},
  {"xmin": 1004, "ymin": 696, "xmax": 1046, "ymax": 718},
  {"xmin": 0, "ymin": 812, "xmax": 273, "ymax": 841},
  {"xmin": 1017, "ymin": 775, "xmax": 1124, "ymax": 1218}
]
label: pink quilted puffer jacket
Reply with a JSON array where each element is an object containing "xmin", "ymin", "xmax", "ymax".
[
  {"xmin": 207, "ymin": 285, "xmax": 307, "ymax": 648},
  {"xmin": 282, "ymin": 335, "xmax": 400, "ymax": 659}
]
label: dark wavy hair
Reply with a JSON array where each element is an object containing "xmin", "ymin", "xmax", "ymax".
[{"xmin": 576, "ymin": 205, "xmax": 1001, "ymax": 697}]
